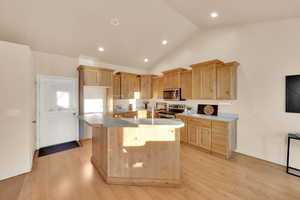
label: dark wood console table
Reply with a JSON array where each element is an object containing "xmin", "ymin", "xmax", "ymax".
[{"xmin": 287, "ymin": 133, "xmax": 300, "ymax": 177}]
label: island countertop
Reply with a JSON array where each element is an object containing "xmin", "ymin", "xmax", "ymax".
[
  {"xmin": 177, "ymin": 112, "xmax": 239, "ymax": 122},
  {"xmin": 79, "ymin": 113, "xmax": 184, "ymax": 128}
]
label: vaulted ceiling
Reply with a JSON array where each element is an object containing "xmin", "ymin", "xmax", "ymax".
[{"xmin": 1, "ymin": 0, "xmax": 300, "ymax": 69}]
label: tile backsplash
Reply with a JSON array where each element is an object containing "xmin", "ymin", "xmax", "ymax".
[
  {"xmin": 113, "ymin": 99, "xmax": 238, "ymax": 114},
  {"xmin": 113, "ymin": 99, "xmax": 149, "ymax": 111}
]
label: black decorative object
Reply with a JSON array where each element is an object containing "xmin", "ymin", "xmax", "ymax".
[
  {"xmin": 286, "ymin": 75, "xmax": 300, "ymax": 113},
  {"xmin": 287, "ymin": 133, "xmax": 300, "ymax": 177},
  {"xmin": 198, "ymin": 104, "xmax": 218, "ymax": 116}
]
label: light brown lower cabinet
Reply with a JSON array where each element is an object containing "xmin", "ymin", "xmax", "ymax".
[
  {"xmin": 177, "ymin": 114, "xmax": 237, "ymax": 159},
  {"xmin": 180, "ymin": 119, "xmax": 188, "ymax": 143},
  {"xmin": 176, "ymin": 115, "xmax": 189, "ymax": 143},
  {"xmin": 187, "ymin": 119, "xmax": 212, "ymax": 151}
]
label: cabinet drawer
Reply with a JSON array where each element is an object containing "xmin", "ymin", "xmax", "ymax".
[
  {"xmin": 212, "ymin": 120, "xmax": 229, "ymax": 129},
  {"xmin": 123, "ymin": 113, "xmax": 136, "ymax": 118},
  {"xmin": 188, "ymin": 118, "xmax": 211, "ymax": 128},
  {"xmin": 176, "ymin": 115, "xmax": 187, "ymax": 120}
]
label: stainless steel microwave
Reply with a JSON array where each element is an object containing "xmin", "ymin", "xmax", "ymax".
[{"xmin": 163, "ymin": 88, "xmax": 182, "ymax": 101}]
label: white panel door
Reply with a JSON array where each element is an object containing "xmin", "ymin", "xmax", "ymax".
[{"xmin": 38, "ymin": 76, "xmax": 78, "ymax": 148}]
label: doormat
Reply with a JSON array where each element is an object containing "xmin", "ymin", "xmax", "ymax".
[{"xmin": 38, "ymin": 141, "xmax": 80, "ymax": 157}]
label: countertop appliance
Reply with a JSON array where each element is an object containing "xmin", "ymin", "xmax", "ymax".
[
  {"xmin": 198, "ymin": 104, "xmax": 218, "ymax": 116},
  {"xmin": 163, "ymin": 88, "xmax": 182, "ymax": 101},
  {"xmin": 157, "ymin": 104, "xmax": 185, "ymax": 119}
]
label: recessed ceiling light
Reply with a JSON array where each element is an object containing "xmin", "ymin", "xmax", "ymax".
[
  {"xmin": 144, "ymin": 58, "xmax": 149, "ymax": 63},
  {"xmin": 98, "ymin": 47, "xmax": 104, "ymax": 52},
  {"xmin": 210, "ymin": 12, "xmax": 219, "ymax": 18},
  {"xmin": 110, "ymin": 18, "xmax": 120, "ymax": 26},
  {"xmin": 162, "ymin": 40, "xmax": 168, "ymax": 45}
]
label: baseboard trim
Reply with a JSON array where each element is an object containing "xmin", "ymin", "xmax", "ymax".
[
  {"xmin": 233, "ymin": 151, "xmax": 285, "ymax": 169},
  {"xmin": 0, "ymin": 168, "xmax": 31, "ymax": 182}
]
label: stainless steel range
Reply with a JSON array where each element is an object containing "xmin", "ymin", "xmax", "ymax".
[{"xmin": 157, "ymin": 104, "xmax": 185, "ymax": 119}]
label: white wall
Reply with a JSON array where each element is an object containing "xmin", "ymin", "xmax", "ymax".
[
  {"xmin": 33, "ymin": 52, "xmax": 148, "ymax": 77},
  {"xmin": 34, "ymin": 51, "xmax": 79, "ymax": 77},
  {"xmin": 0, "ymin": 41, "xmax": 35, "ymax": 180},
  {"xmin": 150, "ymin": 18, "xmax": 300, "ymax": 167},
  {"xmin": 79, "ymin": 55, "xmax": 149, "ymax": 74}
]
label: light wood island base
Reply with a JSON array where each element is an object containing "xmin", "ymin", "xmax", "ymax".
[{"xmin": 91, "ymin": 125, "xmax": 181, "ymax": 187}]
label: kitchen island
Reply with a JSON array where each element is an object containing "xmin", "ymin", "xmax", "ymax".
[{"xmin": 81, "ymin": 114, "xmax": 183, "ymax": 187}]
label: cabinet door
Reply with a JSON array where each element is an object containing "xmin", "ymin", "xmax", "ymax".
[
  {"xmin": 172, "ymin": 72, "xmax": 181, "ymax": 88},
  {"xmin": 98, "ymin": 70, "xmax": 113, "ymax": 87},
  {"xmin": 198, "ymin": 127, "xmax": 212, "ymax": 150},
  {"xmin": 217, "ymin": 63, "xmax": 237, "ymax": 100},
  {"xmin": 177, "ymin": 116, "xmax": 188, "ymax": 143},
  {"xmin": 84, "ymin": 70, "xmax": 99, "ymax": 86},
  {"xmin": 188, "ymin": 122, "xmax": 199, "ymax": 146},
  {"xmin": 121, "ymin": 74, "xmax": 129, "ymax": 99},
  {"xmin": 141, "ymin": 76, "xmax": 152, "ymax": 99},
  {"xmin": 163, "ymin": 74, "xmax": 170, "ymax": 89},
  {"xmin": 192, "ymin": 65, "xmax": 217, "ymax": 99},
  {"xmin": 134, "ymin": 76, "xmax": 141, "ymax": 99},
  {"xmin": 181, "ymin": 119, "xmax": 188, "ymax": 143},
  {"xmin": 121, "ymin": 74, "xmax": 138, "ymax": 99},
  {"xmin": 163, "ymin": 72, "xmax": 180, "ymax": 89},
  {"xmin": 181, "ymin": 71, "xmax": 192, "ymax": 100},
  {"xmin": 152, "ymin": 77, "xmax": 159, "ymax": 99},
  {"xmin": 113, "ymin": 75, "xmax": 121, "ymax": 99},
  {"xmin": 158, "ymin": 77, "xmax": 164, "ymax": 99}
]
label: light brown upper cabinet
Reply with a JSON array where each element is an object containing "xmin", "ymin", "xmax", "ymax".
[
  {"xmin": 140, "ymin": 75, "xmax": 153, "ymax": 99},
  {"xmin": 152, "ymin": 76, "xmax": 164, "ymax": 99},
  {"xmin": 191, "ymin": 60, "xmax": 239, "ymax": 100},
  {"xmin": 113, "ymin": 75, "xmax": 121, "ymax": 99},
  {"xmin": 78, "ymin": 65, "xmax": 114, "ymax": 87},
  {"xmin": 162, "ymin": 68, "xmax": 187, "ymax": 90},
  {"xmin": 216, "ymin": 62, "xmax": 239, "ymax": 100},
  {"xmin": 180, "ymin": 70, "xmax": 192, "ymax": 100},
  {"xmin": 115, "ymin": 72, "xmax": 140, "ymax": 99},
  {"xmin": 191, "ymin": 60, "xmax": 221, "ymax": 99}
]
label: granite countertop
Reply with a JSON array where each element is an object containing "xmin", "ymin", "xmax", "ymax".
[
  {"xmin": 79, "ymin": 113, "xmax": 184, "ymax": 128},
  {"xmin": 177, "ymin": 112, "xmax": 239, "ymax": 122}
]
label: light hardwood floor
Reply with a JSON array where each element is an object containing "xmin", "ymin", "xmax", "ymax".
[{"xmin": 1, "ymin": 140, "xmax": 300, "ymax": 200}]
